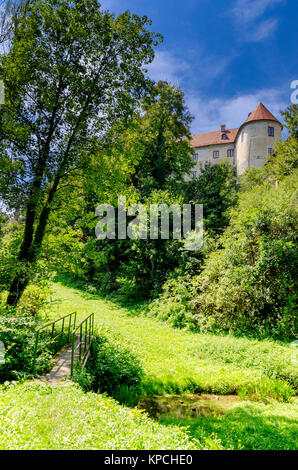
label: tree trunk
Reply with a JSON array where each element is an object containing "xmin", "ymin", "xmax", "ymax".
[
  {"xmin": 6, "ymin": 200, "xmax": 39, "ymax": 306},
  {"xmin": 6, "ymin": 272, "xmax": 30, "ymax": 306},
  {"xmin": 6, "ymin": 174, "xmax": 61, "ymax": 306},
  {"xmin": 6, "ymin": 206, "xmax": 51, "ymax": 306}
]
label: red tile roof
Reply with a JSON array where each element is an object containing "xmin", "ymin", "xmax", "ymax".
[
  {"xmin": 191, "ymin": 103, "xmax": 281, "ymax": 148},
  {"xmin": 245, "ymin": 102, "xmax": 280, "ymax": 124},
  {"xmin": 191, "ymin": 128, "xmax": 239, "ymax": 148}
]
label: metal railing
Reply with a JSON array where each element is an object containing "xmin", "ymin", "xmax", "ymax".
[
  {"xmin": 32, "ymin": 312, "xmax": 77, "ymax": 374},
  {"xmin": 71, "ymin": 313, "xmax": 94, "ymax": 377}
]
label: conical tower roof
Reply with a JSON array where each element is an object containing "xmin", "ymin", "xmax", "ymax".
[{"xmin": 245, "ymin": 102, "xmax": 280, "ymax": 124}]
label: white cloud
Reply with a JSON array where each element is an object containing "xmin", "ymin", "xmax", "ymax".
[
  {"xmin": 146, "ymin": 51, "xmax": 190, "ymax": 86},
  {"xmin": 232, "ymin": 0, "xmax": 285, "ymax": 42},
  {"xmin": 146, "ymin": 50, "xmax": 287, "ymax": 135},
  {"xmin": 188, "ymin": 88, "xmax": 287, "ymax": 134},
  {"xmin": 147, "ymin": 48, "xmax": 236, "ymax": 87},
  {"xmin": 233, "ymin": 0, "xmax": 282, "ymax": 23},
  {"xmin": 98, "ymin": 0, "xmax": 122, "ymax": 12},
  {"xmin": 252, "ymin": 18, "xmax": 279, "ymax": 41}
]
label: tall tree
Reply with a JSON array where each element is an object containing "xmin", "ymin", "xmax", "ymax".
[
  {"xmin": 128, "ymin": 81, "xmax": 194, "ymax": 196},
  {"xmin": 184, "ymin": 162, "xmax": 237, "ymax": 233},
  {"xmin": 0, "ymin": 0, "xmax": 161, "ymax": 305},
  {"xmin": 63, "ymin": 82, "xmax": 195, "ymax": 300},
  {"xmin": 267, "ymin": 104, "xmax": 298, "ymax": 181},
  {"xmin": 281, "ymin": 104, "xmax": 298, "ymax": 140}
]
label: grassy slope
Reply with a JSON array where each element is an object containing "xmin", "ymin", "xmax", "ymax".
[
  {"xmin": 49, "ymin": 281, "xmax": 296, "ymax": 399},
  {"xmin": 0, "ymin": 280, "xmax": 297, "ymax": 450},
  {"xmin": 0, "ymin": 383, "xmax": 203, "ymax": 450},
  {"xmin": 0, "ymin": 383, "xmax": 296, "ymax": 450}
]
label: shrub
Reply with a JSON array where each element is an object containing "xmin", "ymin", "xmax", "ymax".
[
  {"xmin": 149, "ymin": 299, "xmax": 195, "ymax": 330},
  {"xmin": 0, "ymin": 304, "xmax": 52, "ymax": 381},
  {"xmin": 72, "ymin": 367, "xmax": 93, "ymax": 392},
  {"xmin": 149, "ymin": 172, "xmax": 298, "ymax": 340},
  {"xmin": 19, "ymin": 282, "xmax": 52, "ymax": 316},
  {"xmin": 192, "ymin": 173, "xmax": 298, "ymax": 339},
  {"xmin": 116, "ymin": 276, "xmax": 146, "ymax": 302},
  {"xmin": 86, "ymin": 333, "xmax": 144, "ymax": 406}
]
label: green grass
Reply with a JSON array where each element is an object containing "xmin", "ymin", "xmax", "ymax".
[
  {"xmin": 160, "ymin": 399, "xmax": 298, "ymax": 450},
  {"xmin": 1, "ymin": 382, "xmax": 297, "ymax": 450},
  {"xmin": 0, "ymin": 382, "xmax": 206, "ymax": 450},
  {"xmin": 48, "ymin": 279, "xmax": 296, "ymax": 401},
  {"xmin": 0, "ymin": 278, "xmax": 297, "ymax": 450}
]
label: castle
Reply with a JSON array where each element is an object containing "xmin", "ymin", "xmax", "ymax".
[{"xmin": 190, "ymin": 102, "xmax": 282, "ymax": 176}]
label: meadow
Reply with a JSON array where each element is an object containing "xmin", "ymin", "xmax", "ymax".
[
  {"xmin": 0, "ymin": 383, "xmax": 202, "ymax": 450},
  {"xmin": 0, "ymin": 0, "xmax": 297, "ymax": 453},
  {"xmin": 0, "ymin": 278, "xmax": 297, "ymax": 450},
  {"xmin": 49, "ymin": 278, "xmax": 296, "ymax": 401}
]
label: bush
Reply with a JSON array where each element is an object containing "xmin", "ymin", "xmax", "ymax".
[
  {"xmin": 86, "ymin": 333, "xmax": 144, "ymax": 406},
  {"xmin": 0, "ymin": 304, "xmax": 52, "ymax": 381},
  {"xmin": 149, "ymin": 172, "xmax": 298, "ymax": 340},
  {"xmin": 116, "ymin": 276, "xmax": 146, "ymax": 302},
  {"xmin": 149, "ymin": 299, "xmax": 195, "ymax": 330},
  {"xmin": 192, "ymin": 172, "xmax": 298, "ymax": 339},
  {"xmin": 19, "ymin": 282, "xmax": 52, "ymax": 316},
  {"xmin": 72, "ymin": 367, "xmax": 93, "ymax": 392}
]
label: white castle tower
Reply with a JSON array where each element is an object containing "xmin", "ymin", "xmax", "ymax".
[{"xmin": 190, "ymin": 102, "xmax": 282, "ymax": 177}]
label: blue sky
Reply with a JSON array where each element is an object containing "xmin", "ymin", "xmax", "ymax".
[{"xmin": 100, "ymin": 0, "xmax": 297, "ymax": 135}]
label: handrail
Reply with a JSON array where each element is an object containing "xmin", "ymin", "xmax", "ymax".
[
  {"xmin": 33, "ymin": 312, "xmax": 77, "ymax": 374},
  {"xmin": 71, "ymin": 313, "xmax": 94, "ymax": 377}
]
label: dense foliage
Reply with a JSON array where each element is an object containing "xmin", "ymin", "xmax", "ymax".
[
  {"xmin": 0, "ymin": 304, "xmax": 52, "ymax": 381},
  {"xmin": 191, "ymin": 172, "xmax": 297, "ymax": 338},
  {"xmin": 0, "ymin": 0, "xmax": 161, "ymax": 305},
  {"xmin": 54, "ymin": 282, "xmax": 296, "ymax": 401},
  {"xmin": 149, "ymin": 116, "xmax": 298, "ymax": 339},
  {"xmin": 54, "ymin": 161, "xmax": 236, "ymax": 301},
  {"xmin": 83, "ymin": 333, "xmax": 144, "ymax": 405},
  {"xmin": 184, "ymin": 161, "xmax": 237, "ymax": 233}
]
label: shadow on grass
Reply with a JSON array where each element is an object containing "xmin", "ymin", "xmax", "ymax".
[
  {"xmin": 52, "ymin": 273, "xmax": 293, "ymax": 344},
  {"xmin": 159, "ymin": 403, "xmax": 298, "ymax": 450},
  {"xmin": 51, "ymin": 272, "xmax": 296, "ymax": 404},
  {"xmin": 53, "ymin": 272, "xmax": 149, "ymax": 317}
]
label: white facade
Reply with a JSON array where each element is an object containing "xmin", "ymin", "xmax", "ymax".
[
  {"xmin": 191, "ymin": 143, "xmax": 235, "ymax": 179},
  {"xmin": 235, "ymin": 120, "xmax": 282, "ymax": 175}
]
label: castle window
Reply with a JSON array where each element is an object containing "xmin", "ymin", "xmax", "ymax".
[
  {"xmin": 227, "ymin": 149, "xmax": 234, "ymax": 157},
  {"xmin": 193, "ymin": 153, "xmax": 198, "ymax": 161},
  {"xmin": 221, "ymin": 133, "xmax": 228, "ymax": 140},
  {"xmin": 213, "ymin": 151, "xmax": 219, "ymax": 158},
  {"xmin": 192, "ymin": 171, "xmax": 197, "ymax": 178},
  {"xmin": 268, "ymin": 148, "xmax": 273, "ymax": 155},
  {"xmin": 268, "ymin": 126, "xmax": 274, "ymax": 136}
]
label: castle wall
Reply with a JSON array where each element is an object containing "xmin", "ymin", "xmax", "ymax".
[
  {"xmin": 235, "ymin": 121, "xmax": 282, "ymax": 175},
  {"xmin": 188, "ymin": 143, "xmax": 235, "ymax": 179}
]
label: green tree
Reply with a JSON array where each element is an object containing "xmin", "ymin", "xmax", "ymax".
[
  {"xmin": 0, "ymin": 0, "xmax": 161, "ymax": 305},
  {"xmin": 184, "ymin": 162, "xmax": 237, "ymax": 233},
  {"xmin": 129, "ymin": 81, "xmax": 194, "ymax": 196},
  {"xmin": 191, "ymin": 171, "xmax": 298, "ymax": 339},
  {"xmin": 60, "ymin": 82, "xmax": 196, "ymax": 300},
  {"xmin": 0, "ymin": 208, "xmax": 8, "ymax": 234},
  {"xmin": 266, "ymin": 104, "xmax": 298, "ymax": 181},
  {"xmin": 268, "ymin": 137, "xmax": 298, "ymax": 181},
  {"xmin": 240, "ymin": 104, "xmax": 298, "ymax": 187},
  {"xmin": 281, "ymin": 104, "xmax": 298, "ymax": 140}
]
